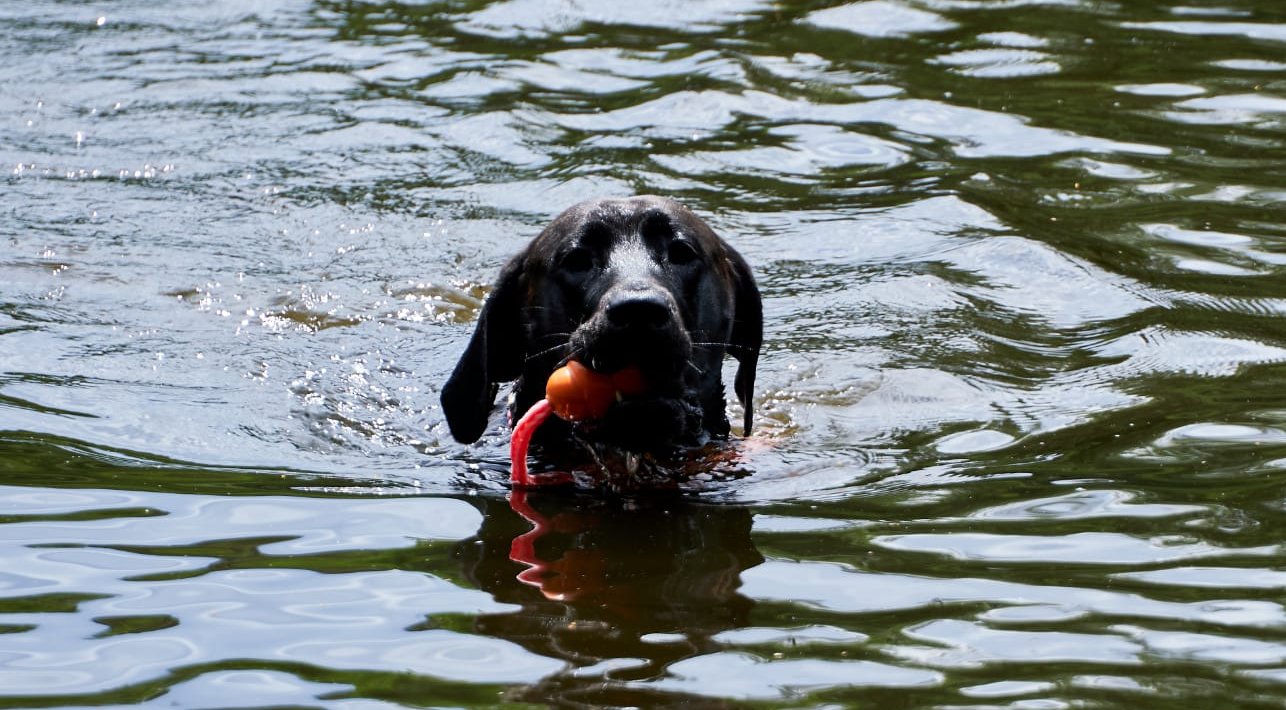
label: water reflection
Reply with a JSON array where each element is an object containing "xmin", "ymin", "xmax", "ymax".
[
  {"xmin": 458, "ymin": 493, "xmax": 761, "ymax": 692},
  {"xmin": 3, "ymin": 0, "xmax": 1286, "ymax": 705}
]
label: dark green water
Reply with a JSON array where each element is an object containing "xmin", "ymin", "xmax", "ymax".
[{"xmin": 3, "ymin": 0, "xmax": 1285, "ymax": 706}]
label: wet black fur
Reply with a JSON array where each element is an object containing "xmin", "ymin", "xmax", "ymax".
[{"xmin": 440, "ymin": 196, "xmax": 762, "ymax": 456}]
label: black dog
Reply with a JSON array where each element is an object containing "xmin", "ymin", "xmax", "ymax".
[{"xmin": 441, "ymin": 196, "xmax": 761, "ymax": 466}]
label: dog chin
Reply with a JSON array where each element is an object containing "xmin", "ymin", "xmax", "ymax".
[
  {"xmin": 524, "ymin": 388, "xmax": 706, "ymax": 489},
  {"xmin": 584, "ymin": 394, "xmax": 705, "ymax": 452}
]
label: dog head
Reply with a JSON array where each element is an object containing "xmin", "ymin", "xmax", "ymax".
[{"xmin": 441, "ymin": 196, "xmax": 761, "ymax": 455}]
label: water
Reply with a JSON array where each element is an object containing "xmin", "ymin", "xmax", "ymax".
[{"xmin": 2, "ymin": 0, "xmax": 1285, "ymax": 706}]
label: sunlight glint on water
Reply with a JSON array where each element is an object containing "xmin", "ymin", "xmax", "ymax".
[{"xmin": 1, "ymin": 0, "xmax": 1284, "ymax": 706}]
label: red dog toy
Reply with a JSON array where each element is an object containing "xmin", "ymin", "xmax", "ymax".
[{"xmin": 509, "ymin": 361, "xmax": 645, "ymax": 487}]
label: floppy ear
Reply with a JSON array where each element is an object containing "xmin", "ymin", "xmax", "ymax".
[
  {"xmin": 440, "ymin": 256, "xmax": 527, "ymax": 443},
  {"xmin": 726, "ymin": 248, "xmax": 762, "ymax": 436}
]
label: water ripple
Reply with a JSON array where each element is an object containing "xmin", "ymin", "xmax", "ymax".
[
  {"xmin": 3, "ymin": 0, "xmax": 1285, "ymax": 705},
  {"xmin": 801, "ymin": 1, "xmax": 957, "ymax": 38}
]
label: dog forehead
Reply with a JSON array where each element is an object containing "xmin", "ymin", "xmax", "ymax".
[
  {"xmin": 555, "ymin": 196, "xmax": 700, "ymax": 233},
  {"xmin": 582, "ymin": 197, "xmax": 667, "ymax": 231},
  {"xmin": 582, "ymin": 194, "xmax": 671, "ymax": 218},
  {"xmin": 531, "ymin": 196, "xmax": 726, "ymax": 270}
]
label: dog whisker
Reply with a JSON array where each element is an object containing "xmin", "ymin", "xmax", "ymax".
[
  {"xmin": 691, "ymin": 341, "xmax": 759, "ymax": 355},
  {"xmin": 524, "ymin": 340, "xmax": 571, "ymax": 363}
]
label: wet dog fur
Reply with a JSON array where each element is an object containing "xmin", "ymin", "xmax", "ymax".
[{"xmin": 441, "ymin": 196, "xmax": 761, "ymax": 466}]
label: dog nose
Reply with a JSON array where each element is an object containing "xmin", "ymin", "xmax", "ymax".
[{"xmin": 607, "ymin": 294, "xmax": 671, "ymax": 330}]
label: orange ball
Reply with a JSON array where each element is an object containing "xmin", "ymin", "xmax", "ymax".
[
  {"xmin": 609, "ymin": 366, "xmax": 647, "ymax": 397},
  {"xmin": 545, "ymin": 361, "xmax": 646, "ymax": 422}
]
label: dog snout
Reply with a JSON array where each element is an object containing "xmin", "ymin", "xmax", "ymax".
[{"xmin": 606, "ymin": 293, "xmax": 672, "ymax": 330}]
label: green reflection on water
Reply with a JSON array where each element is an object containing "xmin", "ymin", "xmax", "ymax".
[{"xmin": 2, "ymin": 0, "xmax": 1285, "ymax": 706}]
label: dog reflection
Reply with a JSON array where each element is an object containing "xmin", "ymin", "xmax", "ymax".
[{"xmin": 454, "ymin": 493, "xmax": 762, "ymax": 682}]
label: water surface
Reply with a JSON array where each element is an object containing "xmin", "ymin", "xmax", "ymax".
[{"xmin": 2, "ymin": 0, "xmax": 1285, "ymax": 706}]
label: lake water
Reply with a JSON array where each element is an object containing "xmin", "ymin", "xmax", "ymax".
[{"xmin": 3, "ymin": 0, "xmax": 1285, "ymax": 706}]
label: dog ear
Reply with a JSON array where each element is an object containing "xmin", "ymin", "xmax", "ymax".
[
  {"xmin": 440, "ymin": 256, "xmax": 527, "ymax": 443},
  {"xmin": 726, "ymin": 248, "xmax": 762, "ymax": 436}
]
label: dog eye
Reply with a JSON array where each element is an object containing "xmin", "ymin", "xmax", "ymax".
[
  {"xmin": 667, "ymin": 240, "xmax": 699, "ymax": 266},
  {"xmin": 559, "ymin": 247, "xmax": 594, "ymax": 273}
]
